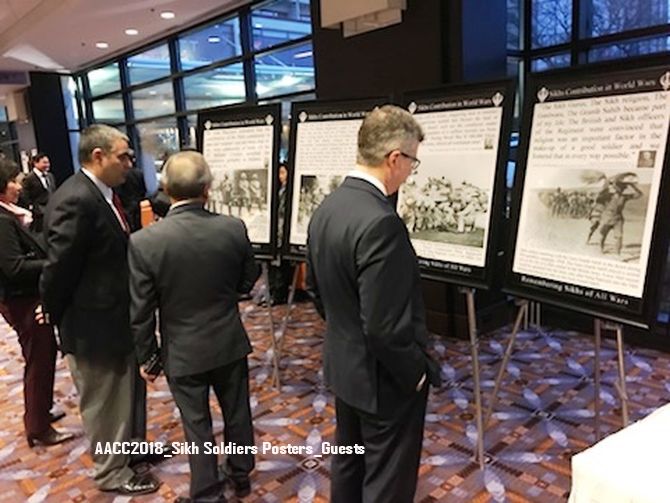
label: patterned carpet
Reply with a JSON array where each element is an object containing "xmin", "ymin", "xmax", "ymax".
[{"xmin": 1, "ymin": 298, "xmax": 670, "ymax": 502}]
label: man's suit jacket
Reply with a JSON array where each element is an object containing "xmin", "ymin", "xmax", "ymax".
[
  {"xmin": 40, "ymin": 171, "xmax": 133, "ymax": 357},
  {"xmin": 128, "ymin": 202, "xmax": 260, "ymax": 378},
  {"xmin": 22, "ymin": 170, "xmax": 55, "ymax": 233},
  {"xmin": 307, "ymin": 177, "xmax": 440, "ymax": 416},
  {"xmin": 0, "ymin": 206, "xmax": 46, "ymax": 301}
]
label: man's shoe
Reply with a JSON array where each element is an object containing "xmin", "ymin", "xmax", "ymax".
[
  {"xmin": 218, "ymin": 463, "xmax": 251, "ymax": 498},
  {"xmin": 103, "ymin": 473, "xmax": 161, "ymax": 496},
  {"xmin": 130, "ymin": 444, "xmax": 175, "ymax": 467},
  {"xmin": 27, "ymin": 426, "xmax": 74, "ymax": 447},
  {"xmin": 48, "ymin": 408, "xmax": 66, "ymax": 423}
]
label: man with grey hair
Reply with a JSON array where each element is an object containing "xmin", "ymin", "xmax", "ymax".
[
  {"xmin": 129, "ymin": 151, "xmax": 259, "ymax": 503},
  {"xmin": 41, "ymin": 124, "xmax": 161, "ymax": 495},
  {"xmin": 307, "ymin": 105, "xmax": 441, "ymax": 502}
]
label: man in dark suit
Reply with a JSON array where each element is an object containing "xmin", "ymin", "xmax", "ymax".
[
  {"xmin": 21, "ymin": 153, "xmax": 56, "ymax": 233},
  {"xmin": 129, "ymin": 151, "xmax": 259, "ymax": 503},
  {"xmin": 40, "ymin": 125, "xmax": 160, "ymax": 495},
  {"xmin": 307, "ymin": 105, "xmax": 441, "ymax": 503}
]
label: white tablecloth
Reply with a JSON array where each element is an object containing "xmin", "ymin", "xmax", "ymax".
[{"xmin": 569, "ymin": 403, "xmax": 670, "ymax": 503}]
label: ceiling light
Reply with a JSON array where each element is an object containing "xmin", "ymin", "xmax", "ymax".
[
  {"xmin": 160, "ymin": 11, "xmax": 175, "ymax": 19},
  {"xmin": 95, "ymin": 42, "xmax": 109, "ymax": 49},
  {"xmin": 254, "ymin": 23, "xmax": 263, "ymax": 28},
  {"xmin": 125, "ymin": 28, "xmax": 139, "ymax": 36},
  {"xmin": 293, "ymin": 50, "xmax": 312, "ymax": 59},
  {"xmin": 208, "ymin": 35, "xmax": 221, "ymax": 43}
]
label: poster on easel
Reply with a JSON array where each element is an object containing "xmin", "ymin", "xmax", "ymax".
[
  {"xmin": 197, "ymin": 103, "xmax": 281, "ymax": 259},
  {"xmin": 398, "ymin": 80, "xmax": 515, "ymax": 289},
  {"xmin": 284, "ymin": 97, "xmax": 387, "ymax": 259},
  {"xmin": 505, "ymin": 65, "xmax": 670, "ymax": 328}
]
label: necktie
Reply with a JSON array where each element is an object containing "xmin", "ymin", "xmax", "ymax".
[
  {"xmin": 44, "ymin": 175, "xmax": 52, "ymax": 192},
  {"xmin": 112, "ymin": 193, "xmax": 130, "ymax": 234}
]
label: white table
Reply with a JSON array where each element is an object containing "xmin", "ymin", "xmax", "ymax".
[{"xmin": 569, "ymin": 403, "xmax": 670, "ymax": 503}]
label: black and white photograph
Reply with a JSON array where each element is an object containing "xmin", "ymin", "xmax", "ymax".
[
  {"xmin": 399, "ymin": 169, "xmax": 490, "ymax": 249},
  {"xmin": 295, "ymin": 174, "xmax": 342, "ymax": 232},
  {"xmin": 520, "ymin": 169, "xmax": 650, "ymax": 264},
  {"xmin": 637, "ymin": 150, "xmax": 657, "ymax": 168},
  {"xmin": 208, "ymin": 167, "xmax": 269, "ymax": 219}
]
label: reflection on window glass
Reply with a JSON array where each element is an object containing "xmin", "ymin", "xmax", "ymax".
[
  {"xmin": 507, "ymin": 0, "xmax": 521, "ymax": 50},
  {"xmin": 185, "ymin": 114, "xmax": 198, "ymax": 148},
  {"xmin": 183, "ymin": 63, "xmax": 245, "ymax": 111},
  {"xmin": 531, "ymin": 0, "xmax": 571, "ymax": 48},
  {"xmin": 252, "ymin": 0, "xmax": 311, "ymax": 52},
  {"xmin": 88, "ymin": 63, "xmax": 121, "ymax": 96},
  {"xmin": 531, "ymin": 53, "xmax": 570, "ymax": 72},
  {"xmin": 127, "ymin": 44, "xmax": 171, "ymax": 85},
  {"xmin": 255, "ymin": 42, "xmax": 314, "ymax": 99},
  {"xmin": 588, "ymin": 35, "xmax": 670, "ymax": 62},
  {"xmin": 589, "ymin": 0, "xmax": 670, "ymax": 37},
  {"xmin": 92, "ymin": 93, "xmax": 125, "ymax": 123},
  {"xmin": 137, "ymin": 120, "xmax": 180, "ymax": 174},
  {"xmin": 132, "ymin": 82, "xmax": 175, "ymax": 120},
  {"xmin": 179, "ymin": 17, "xmax": 242, "ymax": 70},
  {"xmin": 61, "ymin": 76, "xmax": 80, "ymax": 129}
]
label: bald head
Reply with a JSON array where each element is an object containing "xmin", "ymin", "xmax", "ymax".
[{"xmin": 163, "ymin": 151, "xmax": 213, "ymax": 201}]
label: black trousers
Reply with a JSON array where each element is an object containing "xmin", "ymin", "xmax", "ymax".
[
  {"xmin": 168, "ymin": 358, "xmax": 255, "ymax": 502},
  {"xmin": 331, "ymin": 384, "xmax": 429, "ymax": 503}
]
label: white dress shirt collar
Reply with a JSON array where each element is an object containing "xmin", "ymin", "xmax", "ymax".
[
  {"xmin": 347, "ymin": 169, "xmax": 388, "ymax": 196},
  {"xmin": 81, "ymin": 167, "xmax": 113, "ymax": 201}
]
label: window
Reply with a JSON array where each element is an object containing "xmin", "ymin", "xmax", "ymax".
[
  {"xmin": 127, "ymin": 44, "xmax": 171, "ymax": 85},
  {"xmin": 132, "ymin": 82, "xmax": 175, "ymax": 119},
  {"xmin": 182, "ymin": 63, "xmax": 245, "ymax": 110},
  {"xmin": 531, "ymin": 0, "xmax": 572, "ymax": 48},
  {"xmin": 251, "ymin": 0, "xmax": 312, "ymax": 51},
  {"xmin": 531, "ymin": 52, "xmax": 571, "ymax": 71},
  {"xmin": 88, "ymin": 63, "xmax": 121, "ymax": 97},
  {"xmin": 179, "ymin": 17, "xmax": 242, "ymax": 71},
  {"xmin": 588, "ymin": 34, "xmax": 670, "ymax": 61},
  {"xmin": 589, "ymin": 0, "xmax": 670, "ymax": 37},
  {"xmin": 255, "ymin": 42, "xmax": 314, "ymax": 99},
  {"xmin": 92, "ymin": 93, "xmax": 125, "ymax": 123},
  {"xmin": 136, "ymin": 119, "xmax": 180, "ymax": 173}
]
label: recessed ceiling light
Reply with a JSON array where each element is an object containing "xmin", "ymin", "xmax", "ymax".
[
  {"xmin": 160, "ymin": 11, "xmax": 175, "ymax": 19},
  {"xmin": 95, "ymin": 42, "xmax": 109, "ymax": 49},
  {"xmin": 125, "ymin": 28, "xmax": 139, "ymax": 36},
  {"xmin": 208, "ymin": 35, "xmax": 221, "ymax": 43}
]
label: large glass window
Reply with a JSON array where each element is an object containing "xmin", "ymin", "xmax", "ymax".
[
  {"xmin": 132, "ymin": 82, "xmax": 175, "ymax": 119},
  {"xmin": 179, "ymin": 17, "xmax": 242, "ymax": 71},
  {"xmin": 137, "ymin": 119, "xmax": 180, "ymax": 173},
  {"xmin": 588, "ymin": 34, "xmax": 670, "ymax": 61},
  {"xmin": 251, "ymin": 0, "xmax": 312, "ymax": 51},
  {"xmin": 531, "ymin": 0, "xmax": 572, "ymax": 48},
  {"xmin": 183, "ymin": 63, "xmax": 245, "ymax": 110},
  {"xmin": 88, "ymin": 63, "xmax": 121, "ymax": 97},
  {"xmin": 589, "ymin": 0, "xmax": 670, "ymax": 37},
  {"xmin": 255, "ymin": 42, "xmax": 314, "ymax": 99},
  {"xmin": 531, "ymin": 52, "xmax": 571, "ymax": 71},
  {"xmin": 127, "ymin": 44, "xmax": 171, "ymax": 85},
  {"xmin": 92, "ymin": 93, "xmax": 125, "ymax": 123}
]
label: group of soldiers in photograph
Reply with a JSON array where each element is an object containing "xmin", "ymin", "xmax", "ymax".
[
  {"xmin": 208, "ymin": 171, "xmax": 266, "ymax": 217},
  {"xmin": 400, "ymin": 176, "xmax": 489, "ymax": 234}
]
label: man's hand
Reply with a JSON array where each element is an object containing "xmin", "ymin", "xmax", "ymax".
[
  {"xmin": 140, "ymin": 366, "xmax": 159, "ymax": 382},
  {"xmin": 34, "ymin": 304, "xmax": 50, "ymax": 325}
]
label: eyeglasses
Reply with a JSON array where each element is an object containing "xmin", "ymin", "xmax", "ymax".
[{"xmin": 399, "ymin": 151, "xmax": 421, "ymax": 171}]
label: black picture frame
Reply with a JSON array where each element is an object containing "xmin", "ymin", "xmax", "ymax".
[
  {"xmin": 504, "ymin": 65, "xmax": 670, "ymax": 329},
  {"xmin": 401, "ymin": 79, "xmax": 516, "ymax": 290},
  {"xmin": 283, "ymin": 97, "xmax": 389, "ymax": 260},
  {"xmin": 197, "ymin": 103, "xmax": 282, "ymax": 260}
]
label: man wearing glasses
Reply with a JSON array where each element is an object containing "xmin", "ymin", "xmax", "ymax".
[{"xmin": 307, "ymin": 105, "xmax": 440, "ymax": 502}]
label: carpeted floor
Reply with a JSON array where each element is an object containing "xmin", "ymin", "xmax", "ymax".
[{"xmin": 1, "ymin": 298, "xmax": 669, "ymax": 502}]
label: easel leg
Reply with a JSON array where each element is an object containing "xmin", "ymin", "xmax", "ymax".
[
  {"xmin": 277, "ymin": 265, "xmax": 301, "ymax": 356},
  {"xmin": 484, "ymin": 301, "xmax": 528, "ymax": 427},
  {"xmin": 463, "ymin": 288, "xmax": 485, "ymax": 470},
  {"xmin": 261, "ymin": 263, "xmax": 281, "ymax": 389},
  {"xmin": 594, "ymin": 319, "xmax": 602, "ymax": 441},
  {"xmin": 615, "ymin": 325, "xmax": 629, "ymax": 427}
]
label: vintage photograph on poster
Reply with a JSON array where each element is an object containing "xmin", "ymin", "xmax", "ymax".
[
  {"xmin": 294, "ymin": 174, "xmax": 343, "ymax": 234},
  {"xmin": 519, "ymin": 168, "xmax": 650, "ymax": 263},
  {"xmin": 399, "ymin": 165, "xmax": 490, "ymax": 248},
  {"xmin": 507, "ymin": 66, "xmax": 670, "ymax": 325},
  {"xmin": 209, "ymin": 167, "xmax": 269, "ymax": 219}
]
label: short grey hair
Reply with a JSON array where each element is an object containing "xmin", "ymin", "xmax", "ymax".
[
  {"xmin": 357, "ymin": 105, "xmax": 424, "ymax": 166},
  {"xmin": 164, "ymin": 151, "xmax": 213, "ymax": 200},
  {"xmin": 78, "ymin": 124, "xmax": 129, "ymax": 164}
]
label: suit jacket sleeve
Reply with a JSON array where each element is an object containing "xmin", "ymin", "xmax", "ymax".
[
  {"xmin": 21, "ymin": 175, "xmax": 39, "ymax": 209},
  {"xmin": 40, "ymin": 194, "xmax": 90, "ymax": 322},
  {"xmin": 237, "ymin": 220, "xmax": 260, "ymax": 294},
  {"xmin": 128, "ymin": 236, "xmax": 159, "ymax": 364},
  {"xmin": 356, "ymin": 213, "xmax": 426, "ymax": 394},
  {"xmin": 306, "ymin": 233, "xmax": 325, "ymax": 319},
  {"xmin": 0, "ymin": 217, "xmax": 45, "ymax": 284}
]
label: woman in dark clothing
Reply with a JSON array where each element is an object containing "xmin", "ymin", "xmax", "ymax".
[{"xmin": 0, "ymin": 159, "xmax": 73, "ymax": 447}]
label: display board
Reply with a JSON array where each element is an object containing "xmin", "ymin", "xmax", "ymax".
[
  {"xmin": 505, "ymin": 65, "xmax": 670, "ymax": 328},
  {"xmin": 284, "ymin": 97, "xmax": 387, "ymax": 258},
  {"xmin": 398, "ymin": 80, "xmax": 515, "ymax": 289},
  {"xmin": 197, "ymin": 103, "xmax": 281, "ymax": 259}
]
